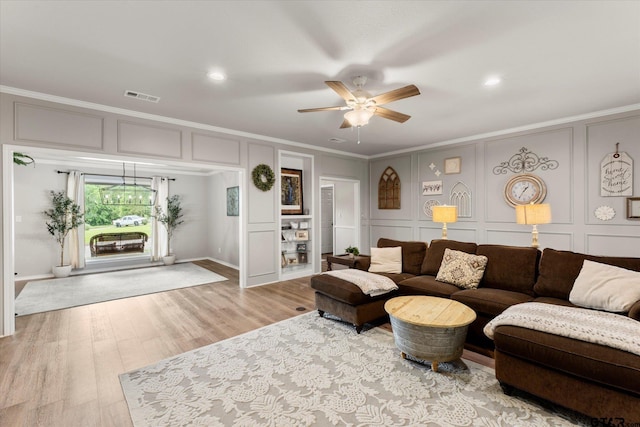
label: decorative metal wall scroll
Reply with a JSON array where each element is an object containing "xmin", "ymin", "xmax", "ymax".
[
  {"xmin": 493, "ymin": 147, "xmax": 559, "ymax": 175},
  {"xmin": 450, "ymin": 182, "xmax": 472, "ymax": 218},
  {"xmin": 601, "ymin": 143, "xmax": 633, "ymax": 197},
  {"xmin": 379, "ymin": 166, "xmax": 401, "ymax": 209}
]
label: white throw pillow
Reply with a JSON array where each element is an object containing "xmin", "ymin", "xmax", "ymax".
[
  {"xmin": 368, "ymin": 247, "xmax": 402, "ymax": 274},
  {"xmin": 435, "ymin": 248, "xmax": 488, "ymax": 289},
  {"xmin": 569, "ymin": 260, "xmax": 640, "ymax": 312}
]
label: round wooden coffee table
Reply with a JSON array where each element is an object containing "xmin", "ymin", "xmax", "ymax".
[{"xmin": 384, "ymin": 295, "xmax": 476, "ymax": 372}]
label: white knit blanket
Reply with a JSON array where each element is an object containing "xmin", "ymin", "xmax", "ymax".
[
  {"xmin": 484, "ymin": 302, "xmax": 640, "ymax": 357},
  {"xmin": 323, "ymin": 269, "xmax": 398, "ymax": 297}
]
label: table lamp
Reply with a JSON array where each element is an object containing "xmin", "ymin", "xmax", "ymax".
[
  {"xmin": 432, "ymin": 205, "xmax": 457, "ymax": 239},
  {"xmin": 516, "ymin": 203, "xmax": 551, "ymax": 248}
]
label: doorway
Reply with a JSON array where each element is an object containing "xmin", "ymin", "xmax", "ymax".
[
  {"xmin": 320, "ymin": 185, "xmax": 334, "ymax": 255},
  {"xmin": 319, "ymin": 177, "xmax": 360, "ymax": 261},
  {"xmin": 3, "ymin": 144, "xmax": 246, "ymax": 336}
]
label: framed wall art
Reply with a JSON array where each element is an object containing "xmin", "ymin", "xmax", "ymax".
[
  {"xmin": 281, "ymin": 168, "xmax": 303, "ymax": 215},
  {"xmin": 295, "ymin": 230, "xmax": 309, "ymax": 241},
  {"xmin": 627, "ymin": 197, "xmax": 640, "ymax": 219},
  {"xmin": 226, "ymin": 186, "xmax": 239, "ymax": 216},
  {"xmin": 444, "ymin": 157, "xmax": 461, "ymax": 174},
  {"xmin": 422, "ymin": 180, "xmax": 443, "ymax": 196}
]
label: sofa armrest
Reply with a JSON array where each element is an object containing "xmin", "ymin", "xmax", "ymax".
[
  {"xmin": 628, "ymin": 300, "xmax": 640, "ymax": 321},
  {"xmin": 354, "ymin": 255, "xmax": 371, "ymax": 271}
]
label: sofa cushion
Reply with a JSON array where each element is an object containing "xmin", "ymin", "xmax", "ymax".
[
  {"xmin": 397, "ymin": 275, "xmax": 460, "ymax": 298},
  {"xmin": 476, "ymin": 244, "xmax": 540, "ymax": 296},
  {"xmin": 452, "ymin": 288, "xmax": 534, "ymax": 317},
  {"xmin": 569, "ymin": 260, "xmax": 640, "ymax": 312},
  {"xmin": 377, "ymin": 238, "xmax": 427, "ymax": 275},
  {"xmin": 493, "ymin": 325, "xmax": 640, "ymax": 396},
  {"xmin": 372, "ymin": 272, "xmax": 416, "ymax": 285},
  {"xmin": 534, "ymin": 248, "xmax": 640, "ymax": 300},
  {"xmin": 421, "ymin": 239, "xmax": 478, "ymax": 275},
  {"xmin": 435, "ymin": 249, "xmax": 488, "ymax": 289},
  {"xmin": 368, "ymin": 247, "xmax": 402, "ymax": 274},
  {"xmin": 310, "ymin": 274, "xmax": 392, "ymax": 305}
]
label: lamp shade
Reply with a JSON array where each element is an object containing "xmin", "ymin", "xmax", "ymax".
[
  {"xmin": 432, "ymin": 205, "xmax": 457, "ymax": 223},
  {"xmin": 516, "ymin": 203, "xmax": 551, "ymax": 225}
]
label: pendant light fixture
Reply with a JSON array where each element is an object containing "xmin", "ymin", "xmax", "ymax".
[{"xmin": 99, "ymin": 163, "xmax": 157, "ymax": 206}]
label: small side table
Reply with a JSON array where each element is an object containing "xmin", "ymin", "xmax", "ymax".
[
  {"xmin": 384, "ymin": 295, "xmax": 476, "ymax": 372},
  {"xmin": 325, "ymin": 254, "xmax": 369, "ymax": 271}
]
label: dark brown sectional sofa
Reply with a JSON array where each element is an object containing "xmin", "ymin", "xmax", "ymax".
[{"xmin": 310, "ymin": 238, "xmax": 640, "ymax": 421}]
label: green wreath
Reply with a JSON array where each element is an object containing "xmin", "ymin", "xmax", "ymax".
[{"xmin": 252, "ymin": 164, "xmax": 275, "ymax": 191}]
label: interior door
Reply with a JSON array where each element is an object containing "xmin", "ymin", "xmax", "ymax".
[{"xmin": 321, "ymin": 186, "xmax": 334, "ymax": 254}]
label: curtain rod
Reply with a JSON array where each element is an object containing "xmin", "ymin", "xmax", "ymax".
[{"xmin": 56, "ymin": 170, "xmax": 176, "ymax": 181}]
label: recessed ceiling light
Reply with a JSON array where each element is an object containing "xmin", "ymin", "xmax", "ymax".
[
  {"xmin": 207, "ymin": 71, "xmax": 226, "ymax": 81},
  {"xmin": 484, "ymin": 77, "xmax": 502, "ymax": 87}
]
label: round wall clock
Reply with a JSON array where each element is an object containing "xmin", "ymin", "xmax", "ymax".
[{"xmin": 504, "ymin": 173, "xmax": 547, "ymax": 207}]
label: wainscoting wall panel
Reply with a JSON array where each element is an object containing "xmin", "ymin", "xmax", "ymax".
[
  {"xmin": 191, "ymin": 133, "xmax": 241, "ymax": 165},
  {"xmin": 14, "ymin": 102, "xmax": 104, "ymax": 150},
  {"xmin": 247, "ymin": 230, "xmax": 277, "ymax": 278},
  {"xmin": 586, "ymin": 233, "xmax": 640, "ymax": 257},
  {"xmin": 117, "ymin": 120, "xmax": 182, "ymax": 159},
  {"xmin": 370, "ymin": 225, "xmax": 415, "ymax": 244}
]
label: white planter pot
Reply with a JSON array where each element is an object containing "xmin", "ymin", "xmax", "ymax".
[
  {"xmin": 162, "ymin": 255, "xmax": 176, "ymax": 265},
  {"xmin": 52, "ymin": 265, "xmax": 72, "ymax": 278}
]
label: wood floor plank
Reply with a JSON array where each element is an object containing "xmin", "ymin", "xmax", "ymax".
[{"xmin": 3, "ymin": 260, "xmax": 491, "ymax": 426}]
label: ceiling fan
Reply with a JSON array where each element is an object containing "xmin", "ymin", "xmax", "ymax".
[{"xmin": 298, "ymin": 76, "xmax": 420, "ymax": 129}]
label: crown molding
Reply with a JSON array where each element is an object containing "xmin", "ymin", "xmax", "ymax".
[
  {"xmin": 3, "ymin": 85, "xmax": 638, "ymax": 161},
  {"xmin": 0, "ymin": 85, "xmax": 369, "ymax": 160}
]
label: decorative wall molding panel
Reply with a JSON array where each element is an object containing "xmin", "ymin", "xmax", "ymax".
[
  {"xmin": 117, "ymin": 120, "xmax": 182, "ymax": 159},
  {"xmin": 191, "ymin": 133, "xmax": 241, "ymax": 165},
  {"xmin": 14, "ymin": 102, "xmax": 104, "ymax": 150}
]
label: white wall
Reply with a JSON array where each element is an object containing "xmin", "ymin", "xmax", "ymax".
[
  {"xmin": 12, "ymin": 161, "xmax": 212, "ymax": 278},
  {"xmin": 208, "ymin": 171, "xmax": 240, "ymax": 267}
]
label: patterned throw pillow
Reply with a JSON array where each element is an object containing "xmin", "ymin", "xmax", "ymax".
[{"xmin": 435, "ymin": 248, "xmax": 488, "ymax": 289}]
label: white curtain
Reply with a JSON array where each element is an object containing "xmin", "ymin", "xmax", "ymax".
[
  {"xmin": 66, "ymin": 171, "xmax": 85, "ymax": 269},
  {"xmin": 151, "ymin": 177, "xmax": 169, "ymax": 261}
]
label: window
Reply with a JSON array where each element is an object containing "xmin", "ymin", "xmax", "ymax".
[{"xmin": 84, "ymin": 176, "xmax": 153, "ymax": 260}]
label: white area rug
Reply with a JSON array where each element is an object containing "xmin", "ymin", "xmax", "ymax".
[
  {"xmin": 15, "ymin": 263, "xmax": 227, "ymax": 316},
  {"xmin": 120, "ymin": 312, "xmax": 588, "ymax": 427}
]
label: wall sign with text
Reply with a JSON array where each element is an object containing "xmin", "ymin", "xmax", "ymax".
[{"xmin": 600, "ymin": 151, "xmax": 633, "ymax": 197}]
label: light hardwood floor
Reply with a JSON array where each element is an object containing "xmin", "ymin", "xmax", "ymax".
[{"xmin": 1, "ymin": 260, "xmax": 492, "ymax": 426}]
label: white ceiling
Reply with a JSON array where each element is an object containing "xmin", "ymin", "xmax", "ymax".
[{"xmin": 1, "ymin": 1, "xmax": 639, "ymax": 158}]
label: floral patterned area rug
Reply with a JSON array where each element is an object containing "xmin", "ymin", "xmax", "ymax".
[{"xmin": 120, "ymin": 312, "xmax": 589, "ymax": 427}]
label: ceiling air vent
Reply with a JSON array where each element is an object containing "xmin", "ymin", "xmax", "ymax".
[
  {"xmin": 124, "ymin": 90, "xmax": 160, "ymax": 103},
  {"xmin": 328, "ymin": 137, "xmax": 346, "ymax": 144}
]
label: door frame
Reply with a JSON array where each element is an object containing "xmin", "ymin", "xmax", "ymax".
[
  {"xmin": 318, "ymin": 176, "xmax": 360, "ymax": 268},
  {"xmin": 2, "ymin": 144, "xmax": 246, "ymax": 336}
]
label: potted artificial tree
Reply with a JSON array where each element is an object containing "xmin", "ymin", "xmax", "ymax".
[
  {"xmin": 155, "ymin": 194, "xmax": 184, "ymax": 265},
  {"xmin": 44, "ymin": 190, "xmax": 84, "ymax": 278}
]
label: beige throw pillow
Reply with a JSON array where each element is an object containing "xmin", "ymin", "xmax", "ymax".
[
  {"xmin": 368, "ymin": 247, "xmax": 402, "ymax": 274},
  {"xmin": 569, "ymin": 260, "xmax": 640, "ymax": 312},
  {"xmin": 436, "ymin": 248, "xmax": 488, "ymax": 289}
]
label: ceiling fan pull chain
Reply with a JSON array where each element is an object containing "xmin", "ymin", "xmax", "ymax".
[{"xmin": 357, "ymin": 126, "xmax": 361, "ymax": 144}]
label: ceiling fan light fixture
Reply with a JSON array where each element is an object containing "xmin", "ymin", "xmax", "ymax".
[{"xmin": 344, "ymin": 108, "xmax": 374, "ymax": 127}]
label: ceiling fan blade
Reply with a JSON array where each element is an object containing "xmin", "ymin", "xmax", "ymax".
[
  {"xmin": 339, "ymin": 119, "xmax": 352, "ymax": 129},
  {"xmin": 325, "ymin": 81, "xmax": 356, "ymax": 102},
  {"xmin": 370, "ymin": 85, "xmax": 420, "ymax": 105},
  {"xmin": 374, "ymin": 106, "xmax": 411, "ymax": 123},
  {"xmin": 298, "ymin": 106, "xmax": 346, "ymax": 113}
]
